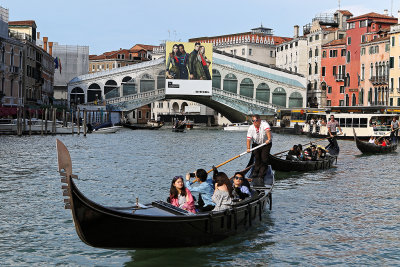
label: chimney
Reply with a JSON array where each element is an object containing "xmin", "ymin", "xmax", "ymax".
[
  {"xmin": 43, "ymin": 37, "xmax": 48, "ymax": 52},
  {"xmin": 294, "ymin": 25, "xmax": 299, "ymax": 38},
  {"xmin": 384, "ymin": 9, "xmax": 388, "ymax": 16},
  {"xmin": 37, "ymin": 32, "xmax": 40, "ymax": 40},
  {"xmin": 49, "ymin": 42, "xmax": 53, "ymax": 56}
]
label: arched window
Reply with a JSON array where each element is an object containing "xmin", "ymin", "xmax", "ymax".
[
  {"xmin": 239, "ymin": 78, "xmax": 254, "ymax": 98},
  {"xmin": 346, "ymin": 94, "xmax": 349, "ymax": 106},
  {"xmin": 321, "ymin": 82, "xmax": 327, "ymax": 91},
  {"xmin": 289, "ymin": 92, "xmax": 303, "ymax": 108},
  {"xmin": 314, "ymin": 80, "xmax": 318, "ymax": 90},
  {"xmin": 212, "ymin": 69, "xmax": 221, "ymax": 89},
  {"xmin": 352, "ymin": 93, "xmax": 357, "ymax": 106},
  {"xmin": 140, "ymin": 73, "xmax": 155, "ymax": 92},
  {"xmin": 1, "ymin": 46, "xmax": 4, "ymax": 63},
  {"xmin": 157, "ymin": 70, "xmax": 165, "ymax": 89},
  {"xmin": 123, "ymin": 78, "xmax": 136, "ymax": 96},
  {"xmin": 272, "ymin": 87, "xmax": 286, "ymax": 107},
  {"xmin": 223, "ymin": 73, "xmax": 237, "ymax": 93},
  {"xmin": 181, "ymin": 102, "xmax": 188, "ymax": 113},
  {"xmin": 172, "ymin": 102, "xmax": 179, "ymax": 113},
  {"xmin": 256, "ymin": 83, "xmax": 270, "ymax": 102},
  {"xmin": 314, "ymin": 63, "xmax": 318, "ymax": 74},
  {"xmin": 10, "ymin": 48, "xmax": 14, "ymax": 67},
  {"xmin": 122, "ymin": 76, "xmax": 132, "ymax": 83},
  {"xmin": 70, "ymin": 87, "xmax": 85, "ymax": 104},
  {"xmin": 87, "ymin": 83, "xmax": 102, "ymax": 102},
  {"xmin": 294, "ymin": 66, "xmax": 297, "ymax": 73},
  {"xmin": 359, "ymin": 88, "xmax": 364, "ymax": 105},
  {"xmin": 104, "ymin": 80, "xmax": 118, "ymax": 99}
]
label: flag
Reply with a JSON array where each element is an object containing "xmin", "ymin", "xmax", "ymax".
[{"xmin": 54, "ymin": 57, "xmax": 59, "ymax": 69}]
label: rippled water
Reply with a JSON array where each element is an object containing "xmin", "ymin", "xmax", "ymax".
[{"xmin": 0, "ymin": 129, "xmax": 399, "ymax": 266}]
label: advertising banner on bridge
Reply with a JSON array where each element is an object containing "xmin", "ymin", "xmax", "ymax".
[{"xmin": 165, "ymin": 41, "xmax": 212, "ymax": 96}]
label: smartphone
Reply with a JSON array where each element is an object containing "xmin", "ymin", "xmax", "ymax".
[{"xmin": 189, "ymin": 173, "xmax": 196, "ymax": 178}]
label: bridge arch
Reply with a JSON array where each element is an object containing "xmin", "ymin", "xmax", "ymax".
[
  {"xmin": 105, "ymin": 80, "xmax": 119, "ymax": 99},
  {"xmin": 172, "ymin": 101, "xmax": 180, "ymax": 113},
  {"xmin": 122, "ymin": 76, "xmax": 132, "ymax": 83},
  {"xmin": 239, "ymin": 78, "xmax": 254, "ymax": 98},
  {"xmin": 256, "ymin": 82, "xmax": 270, "ymax": 102},
  {"xmin": 223, "ymin": 73, "xmax": 238, "ymax": 93},
  {"xmin": 288, "ymin": 91, "xmax": 303, "ymax": 108},
  {"xmin": 70, "ymin": 87, "xmax": 85, "ymax": 104},
  {"xmin": 123, "ymin": 78, "xmax": 137, "ymax": 96},
  {"xmin": 140, "ymin": 73, "xmax": 155, "ymax": 93},
  {"xmin": 212, "ymin": 69, "xmax": 221, "ymax": 89},
  {"xmin": 87, "ymin": 83, "xmax": 102, "ymax": 102},
  {"xmin": 272, "ymin": 87, "xmax": 286, "ymax": 107}
]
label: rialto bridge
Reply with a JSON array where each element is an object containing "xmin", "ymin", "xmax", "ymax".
[{"xmin": 68, "ymin": 50, "xmax": 307, "ymax": 122}]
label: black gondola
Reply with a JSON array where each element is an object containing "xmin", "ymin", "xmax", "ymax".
[
  {"xmin": 122, "ymin": 123, "xmax": 162, "ymax": 130},
  {"xmin": 353, "ymin": 129, "xmax": 397, "ymax": 154},
  {"xmin": 268, "ymin": 137, "xmax": 339, "ymax": 172},
  {"xmin": 56, "ymin": 139, "xmax": 274, "ymax": 249},
  {"xmin": 172, "ymin": 123, "xmax": 186, "ymax": 132}
]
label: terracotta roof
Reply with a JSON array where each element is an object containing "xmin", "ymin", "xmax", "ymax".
[
  {"xmin": 321, "ymin": 26, "xmax": 339, "ymax": 32},
  {"xmin": 347, "ymin": 12, "xmax": 397, "ymax": 22},
  {"xmin": 129, "ymin": 44, "xmax": 156, "ymax": 52},
  {"xmin": 322, "ymin": 38, "xmax": 346, "ymax": 47},
  {"xmin": 337, "ymin": 10, "xmax": 353, "ymax": 16},
  {"xmin": 190, "ymin": 33, "xmax": 292, "ymax": 46},
  {"xmin": 8, "ymin": 20, "xmax": 37, "ymax": 27}
]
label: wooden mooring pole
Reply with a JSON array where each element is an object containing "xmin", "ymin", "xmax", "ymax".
[{"xmin": 83, "ymin": 109, "xmax": 87, "ymax": 136}]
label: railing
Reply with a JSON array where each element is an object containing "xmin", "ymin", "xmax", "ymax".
[
  {"xmin": 212, "ymin": 88, "xmax": 281, "ymax": 110},
  {"xmin": 10, "ymin": 66, "xmax": 20, "ymax": 74},
  {"xmin": 105, "ymin": 89, "xmax": 165, "ymax": 105},
  {"xmin": 370, "ymin": 76, "xmax": 389, "ymax": 85},
  {"xmin": 1, "ymin": 96, "xmax": 23, "ymax": 106}
]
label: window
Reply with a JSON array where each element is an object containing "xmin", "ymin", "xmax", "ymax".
[
  {"xmin": 361, "ymin": 35, "xmax": 366, "ymax": 43},
  {"xmin": 386, "ymin": 43, "xmax": 390, "ymax": 52},
  {"xmin": 249, "ymin": 48, "xmax": 252, "ymax": 55},
  {"xmin": 314, "ymin": 63, "xmax": 318, "ymax": 74},
  {"xmin": 341, "ymin": 49, "xmax": 346, "ymax": 56},
  {"xmin": 328, "ymin": 86, "xmax": 332, "ymax": 93},
  {"xmin": 391, "ymin": 78, "xmax": 394, "ymax": 90},
  {"xmin": 392, "ymin": 36, "xmax": 395, "ymax": 46},
  {"xmin": 233, "ymin": 49, "xmax": 237, "ymax": 55},
  {"xmin": 398, "ymin": 98, "xmax": 400, "ymax": 106},
  {"xmin": 138, "ymin": 110, "xmax": 142, "ymax": 119},
  {"xmin": 322, "ymin": 67, "xmax": 326, "ymax": 76},
  {"xmin": 390, "ymin": 98, "xmax": 393, "ymax": 106},
  {"xmin": 146, "ymin": 111, "xmax": 150, "ymax": 119},
  {"xmin": 270, "ymin": 51, "xmax": 273, "ymax": 57},
  {"xmin": 347, "ymin": 37, "xmax": 351, "ymax": 45},
  {"xmin": 118, "ymin": 63, "xmax": 121, "ymax": 68},
  {"xmin": 333, "ymin": 66, "xmax": 337, "ymax": 76},
  {"xmin": 339, "ymin": 33, "xmax": 344, "ymax": 39},
  {"xmin": 309, "ymin": 64, "xmax": 312, "ymax": 75},
  {"xmin": 322, "ymin": 51, "xmax": 326, "ymax": 58},
  {"xmin": 309, "ymin": 49, "xmax": 312, "ymax": 58},
  {"xmin": 339, "ymin": 100, "xmax": 344, "ymax": 106},
  {"xmin": 242, "ymin": 48, "xmax": 245, "ymax": 55},
  {"xmin": 315, "ymin": 48, "xmax": 319, "ymax": 57},
  {"xmin": 360, "ymin": 20, "xmax": 367, "ymax": 27},
  {"xmin": 309, "ymin": 36, "xmax": 313, "ymax": 42},
  {"xmin": 361, "ymin": 64, "xmax": 365, "ymax": 80},
  {"xmin": 340, "ymin": 86, "xmax": 345, "ymax": 93},
  {"xmin": 327, "ymin": 100, "xmax": 331, "ymax": 106},
  {"xmin": 329, "ymin": 50, "xmax": 337, "ymax": 57},
  {"xmin": 347, "ymin": 51, "xmax": 351, "ymax": 63},
  {"xmin": 295, "ymin": 41, "xmax": 298, "ymax": 46},
  {"xmin": 390, "ymin": 57, "xmax": 394, "ymax": 68},
  {"xmin": 92, "ymin": 65, "xmax": 95, "ymax": 71},
  {"xmin": 361, "ymin": 47, "xmax": 365, "ymax": 56},
  {"xmin": 315, "ymin": 34, "xmax": 319, "ymax": 40}
]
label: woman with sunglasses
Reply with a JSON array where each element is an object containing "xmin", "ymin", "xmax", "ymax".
[
  {"xmin": 168, "ymin": 176, "xmax": 196, "ymax": 213},
  {"xmin": 232, "ymin": 172, "xmax": 251, "ymax": 201}
]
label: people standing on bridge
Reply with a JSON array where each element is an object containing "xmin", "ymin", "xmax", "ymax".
[
  {"xmin": 246, "ymin": 114, "xmax": 272, "ymax": 185},
  {"xmin": 193, "ymin": 46, "xmax": 211, "ymax": 80},
  {"xmin": 177, "ymin": 44, "xmax": 189, "ymax": 79},
  {"xmin": 188, "ymin": 42, "xmax": 200, "ymax": 80},
  {"xmin": 166, "ymin": 44, "xmax": 180, "ymax": 79},
  {"xmin": 390, "ymin": 116, "xmax": 399, "ymax": 143}
]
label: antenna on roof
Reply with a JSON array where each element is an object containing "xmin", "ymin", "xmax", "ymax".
[
  {"xmin": 338, "ymin": 0, "xmax": 340, "ymax": 10},
  {"xmin": 391, "ymin": 0, "xmax": 393, "ymax": 16}
]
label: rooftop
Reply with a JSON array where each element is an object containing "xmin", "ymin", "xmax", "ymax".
[
  {"xmin": 322, "ymin": 38, "xmax": 346, "ymax": 47},
  {"xmin": 8, "ymin": 20, "xmax": 37, "ymax": 28},
  {"xmin": 347, "ymin": 12, "xmax": 397, "ymax": 22}
]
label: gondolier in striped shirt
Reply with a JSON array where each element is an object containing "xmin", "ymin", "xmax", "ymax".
[
  {"xmin": 246, "ymin": 115, "xmax": 272, "ymax": 182},
  {"xmin": 326, "ymin": 115, "xmax": 342, "ymax": 149}
]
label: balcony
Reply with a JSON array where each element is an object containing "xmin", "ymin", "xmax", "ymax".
[
  {"xmin": 370, "ymin": 76, "xmax": 388, "ymax": 85},
  {"xmin": 335, "ymin": 74, "xmax": 345, "ymax": 81}
]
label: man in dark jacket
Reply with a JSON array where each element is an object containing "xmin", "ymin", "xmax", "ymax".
[{"xmin": 188, "ymin": 42, "xmax": 200, "ymax": 80}]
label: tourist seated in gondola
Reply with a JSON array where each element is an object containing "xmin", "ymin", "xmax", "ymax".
[
  {"xmin": 317, "ymin": 147, "xmax": 326, "ymax": 160},
  {"xmin": 368, "ymin": 136, "xmax": 376, "ymax": 144},
  {"xmin": 212, "ymin": 172, "xmax": 233, "ymax": 212},
  {"xmin": 168, "ymin": 176, "xmax": 196, "ymax": 213},
  {"xmin": 185, "ymin": 169, "xmax": 215, "ymax": 212},
  {"xmin": 286, "ymin": 145, "xmax": 300, "ymax": 161},
  {"xmin": 309, "ymin": 145, "xmax": 318, "ymax": 161},
  {"xmin": 380, "ymin": 139, "xmax": 388, "ymax": 147},
  {"xmin": 231, "ymin": 172, "xmax": 251, "ymax": 201},
  {"xmin": 297, "ymin": 144, "xmax": 307, "ymax": 160}
]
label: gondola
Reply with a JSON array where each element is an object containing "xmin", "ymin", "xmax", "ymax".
[
  {"xmin": 122, "ymin": 123, "xmax": 162, "ymax": 130},
  {"xmin": 56, "ymin": 139, "xmax": 274, "ymax": 249},
  {"xmin": 268, "ymin": 137, "xmax": 339, "ymax": 172},
  {"xmin": 172, "ymin": 123, "xmax": 186, "ymax": 132},
  {"xmin": 353, "ymin": 129, "xmax": 397, "ymax": 154}
]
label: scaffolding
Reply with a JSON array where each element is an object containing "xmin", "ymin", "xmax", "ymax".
[{"xmin": 52, "ymin": 44, "xmax": 89, "ymax": 86}]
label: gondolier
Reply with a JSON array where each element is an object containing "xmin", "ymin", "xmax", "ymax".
[
  {"xmin": 390, "ymin": 116, "xmax": 399, "ymax": 143},
  {"xmin": 327, "ymin": 115, "xmax": 342, "ymax": 138},
  {"xmin": 246, "ymin": 115, "xmax": 272, "ymax": 183}
]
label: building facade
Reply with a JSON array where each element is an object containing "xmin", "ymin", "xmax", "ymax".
[
  {"xmin": 388, "ymin": 24, "xmax": 400, "ymax": 106},
  {"xmin": 345, "ymin": 12, "xmax": 397, "ymax": 106},
  {"xmin": 321, "ymin": 38, "xmax": 346, "ymax": 106}
]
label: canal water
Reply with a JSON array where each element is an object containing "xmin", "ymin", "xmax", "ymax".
[{"xmin": 0, "ymin": 129, "xmax": 399, "ymax": 266}]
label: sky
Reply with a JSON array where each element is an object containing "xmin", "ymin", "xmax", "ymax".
[{"xmin": 2, "ymin": 0, "xmax": 400, "ymax": 55}]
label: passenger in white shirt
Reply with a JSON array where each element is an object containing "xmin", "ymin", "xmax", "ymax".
[{"xmin": 246, "ymin": 114, "xmax": 272, "ymax": 182}]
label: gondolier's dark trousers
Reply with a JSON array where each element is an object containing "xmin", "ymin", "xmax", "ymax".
[
  {"xmin": 391, "ymin": 129, "xmax": 399, "ymax": 143},
  {"xmin": 328, "ymin": 133, "xmax": 339, "ymax": 149},
  {"xmin": 251, "ymin": 142, "xmax": 272, "ymax": 178}
]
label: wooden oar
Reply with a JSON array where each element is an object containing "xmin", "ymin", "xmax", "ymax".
[
  {"xmin": 376, "ymin": 127, "xmax": 399, "ymax": 142},
  {"xmin": 272, "ymin": 136, "xmax": 331, "ymax": 156},
  {"xmin": 206, "ymin": 143, "xmax": 267, "ymax": 174}
]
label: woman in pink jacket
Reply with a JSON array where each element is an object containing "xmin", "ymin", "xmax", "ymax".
[{"xmin": 168, "ymin": 176, "xmax": 196, "ymax": 213}]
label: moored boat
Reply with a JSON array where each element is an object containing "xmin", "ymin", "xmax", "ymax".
[
  {"xmin": 353, "ymin": 128, "xmax": 397, "ymax": 154},
  {"xmin": 91, "ymin": 126, "xmax": 122, "ymax": 134},
  {"xmin": 223, "ymin": 122, "xmax": 250, "ymax": 131},
  {"xmin": 56, "ymin": 139, "xmax": 274, "ymax": 249},
  {"xmin": 268, "ymin": 138, "xmax": 339, "ymax": 172}
]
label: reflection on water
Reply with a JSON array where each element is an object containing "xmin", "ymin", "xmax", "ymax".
[{"xmin": 0, "ymin": 131, "xmax": 399, "ymax": 266}]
